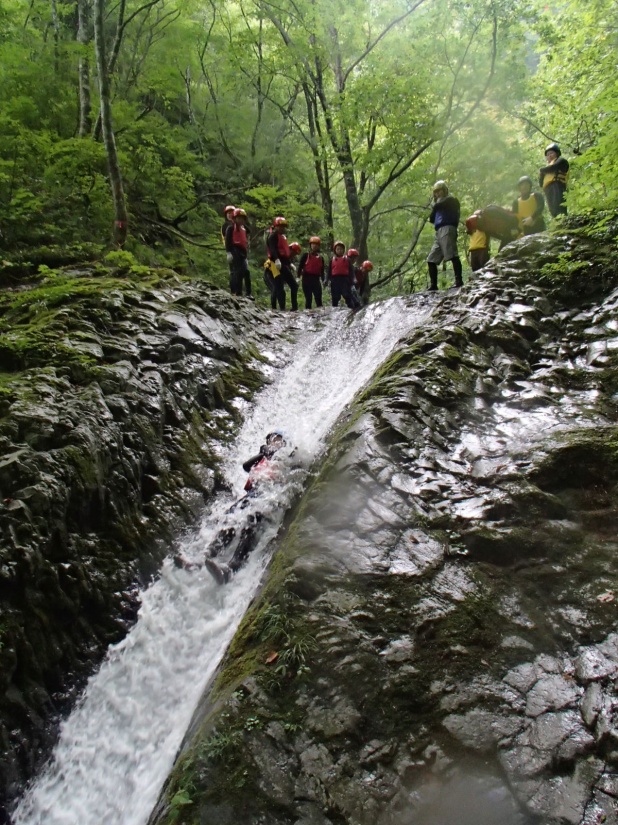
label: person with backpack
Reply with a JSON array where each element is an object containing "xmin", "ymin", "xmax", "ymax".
[
  {"xmin": 512, "ymin": 176, "xmax": 546, "ymax": 235},
  {"xmin": 426, "ymin": 180, "xmax": 463, "ymax": 290},
  {"xmin": 266, "ymin": 216, "xmax": 298, "ymax": 311},
  {"xmin": 225, "ymin": 208, "xmax": 253, "ymax": 299},
  {"xmin": 539, "ymin": 143, "xmax": 569, "ymax": 218},
  {"xmin": 298, "ymin": 236, "xmax": 325, "ymax": 309},
  {"xmin": 326, "ymin": 241, "xmax": 355, "ymax": 308},
  {"xmin": 465, "ymin": 211, "xmax": 490, "ymax": 272}
]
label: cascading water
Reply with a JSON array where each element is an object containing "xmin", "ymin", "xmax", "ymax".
[{"xmin": 13, "ymin": 298, "xmax": 432, "ymax": 825}]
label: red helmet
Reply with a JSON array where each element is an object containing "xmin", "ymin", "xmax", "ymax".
[
  {"xmin": 347, "ymin": 248, "xmax": 359, "ymax": 257},
  {"xmin": 309, "ymin": 236, "xmax": 321, "ymax": 245},
  {"xmin": 289, "ymin": 242, "xmax": 302, "ymax": 254},
  {"xmin": 361, "ymin": 260, "xmax": 373, "ymax": 271},
  {"xmin": 233, "ymin": 207, "xmax": 247, "ymax": 218},
  {"xmin": 224, "ymin": 204, "xmax": 236, "ymax": 215},
  {"xmin": 274, "ymin": 216, "xmax": 288, "ymax": 227},
  {"xmin": 333, "ymin": 240, "xmax": 345, "ymax": 250}
]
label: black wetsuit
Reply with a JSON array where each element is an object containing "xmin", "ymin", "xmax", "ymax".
[
  {"xmin": 205, "ymin": 444, "xmax": 280, "ymax": 580},
  {"xmin": 327, "ymin": 256, "xmax": 354, "ymax": 308},
  {"xmin": 225, "ymin": 223, "xmax": 252, "ymax": 297}
]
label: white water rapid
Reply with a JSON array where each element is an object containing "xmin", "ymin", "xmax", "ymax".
[{"xmin": 13, "ymin": 299, "xmax": 430, "ymax": 825}]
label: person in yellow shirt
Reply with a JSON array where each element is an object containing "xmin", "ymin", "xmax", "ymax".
[
  {"xmin": 466, "ymin": 210, "xmax": 490, "ymax": 272},
  {"xmin": 538, "ymin": 143, "xmax": 569, "ymax": 217},
  {"xmin": 512, "ymin": 176, "xmax": 546, "ymax": 235}
]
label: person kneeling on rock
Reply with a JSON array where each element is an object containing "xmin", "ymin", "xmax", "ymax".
[{"xmin": 174, "ymin": 431, "xmax": 289, "ymax": 584}]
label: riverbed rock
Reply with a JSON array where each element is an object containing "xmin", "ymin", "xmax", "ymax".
[
  {"xmin": 0, "ymin": 263, "xmax": 271, "ymax": 816},
  {"xmin": 152, "ymin": 226, "xmax": 618, "ymax": 825}
]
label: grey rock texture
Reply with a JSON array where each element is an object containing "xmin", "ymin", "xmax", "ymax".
[
  {"xmin": 0, "ymin": 264, "xmax": 271, "ymax": 814},
  {"xmin": 152, "ymin": 228, "xmax": 618, "ymax": 825}
]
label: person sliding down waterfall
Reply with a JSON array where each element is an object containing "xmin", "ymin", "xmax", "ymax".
[{"xmin": 174, "ymin": 432, "xmax": 290, "ymax": 584}]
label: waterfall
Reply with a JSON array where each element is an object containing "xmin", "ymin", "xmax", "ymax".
[{"xmin": 13, "ymin": 299, "xmax": 430, "ymax": 825}]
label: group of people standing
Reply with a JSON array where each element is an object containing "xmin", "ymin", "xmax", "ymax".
[
  {"xmin": 222, "ymin": 207, "xmax": 373, "ymax": 311},
  {"xmin": 222, "ymin": 142, "xmax": 570, "ymax": 300},
  {"xmin": 427, "ymin": 142, "xmax": 570, "ymax": 288}
]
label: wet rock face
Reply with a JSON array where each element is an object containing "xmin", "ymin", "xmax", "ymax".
[
  {"xmin": 0, "ymin": 266, "xmax": 270, "ymax": 814},
  {"xmin": 153, "ymin": 229, "xmax": 618, "ymax": 825}
]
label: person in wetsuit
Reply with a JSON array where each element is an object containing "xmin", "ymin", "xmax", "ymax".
[
  {"xmin": 539, "ymin": 143, "xmax": 569, "ymax": 218},
  {"xmin": 298, "ymin": 236, "xmax": 325, "ymax": 309},
  {"xmin": 225, "ymin": 208, "xmax": 253, "ymax": 298},
  {"xmin": 355, "ymin": 260, "xmax": 372, "ymax": 306},
  {"xmin": 326, "ymin": 241, "xmax": 355, "ymax": 308},
  {"xmin": 512, "ymin": 175, "xmax": 546, "ymax": 235},
  {"xmin": 174, "ymin": 432, "xmax": 288, "ymax": 583},
  {"xmin": 266, "ymin": 217, "xmax": 299, "ymax": 311}
]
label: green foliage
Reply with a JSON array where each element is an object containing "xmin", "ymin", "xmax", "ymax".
[
  {"xmin": 103, "ymin": 250, "xmax": 150, "ymax": 275},
  {"xmin": 0, "ymin": 0, "xmax": 613, "ymax": 288},
  {"xmin": 528, "ymin": 0, "xmax": 618, "ymax": 223}
]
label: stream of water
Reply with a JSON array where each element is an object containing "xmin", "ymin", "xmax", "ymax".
[{"xmin": 13, "ymin": 299, "xmax": 429, "ymax": 825}]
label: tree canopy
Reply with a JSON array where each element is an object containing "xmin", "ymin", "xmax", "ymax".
[{"xmin": 0, "ymin": 0, "xmax": 614, "ymax": 293}]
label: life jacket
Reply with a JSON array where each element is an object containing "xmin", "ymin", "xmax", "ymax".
[
  {"xmin": 515, "ymin": 196, "xmax": 537, "ymax": 222},
  {"xmin": 303, "ymin": 253, "xmax": 323, "ymax": 277},
  {"xmin": 232, "ymin": 224, "xmax": 247, "ymax": 251},
  {"xmin": 277, "ymin": 233, "xmax": 290, "ymax": 259},
  {"xmin": 476, "ymin": 205, "xmax": 520, "ymax": 242},
  {"xmin": 244, "ymin": 456, "xmax": 278, "ymax": 491},
  {"xmin": 541, "ymin": 163, "xmax": 569, "ymax": 190},
  {"xmin": 331, "ymin": 255, "xmax": 351, "ymax": 277}
]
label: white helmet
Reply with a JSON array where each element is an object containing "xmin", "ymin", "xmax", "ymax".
[{"xmin": 432, "ymin": 180, "xmax": 448, "ymax": 195}]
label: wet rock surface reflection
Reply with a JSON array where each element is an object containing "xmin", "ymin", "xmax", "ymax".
[{"xmin": 153, "ymin": 231, "xmax": 618, "ymax": 825}]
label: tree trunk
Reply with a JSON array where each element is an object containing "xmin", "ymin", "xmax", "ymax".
[
  {"xmin": 77, "ymin": 0, "xmax": 92, "ymax": 136},
  {"xmin": 93, "ymin": 0, "xmax": 128, "ymax": 245},
  {"xmin": 50, "ymin": 0, "xmax": 60, "ymax": 71}
]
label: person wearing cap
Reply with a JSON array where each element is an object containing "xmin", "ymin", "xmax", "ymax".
[
  {"xmin": 426, "ymin": 180, "xmax": 462, "ymax": 290},
  {"xmin": 266, "ymin": 216, "xmax": 298, "ymax": 311},
  {"xmin": 326, "ymin": 241, "xmax": 355, "ymax": 308},
  {"xmin": 298, "ymin": 236, "xmax": 325, "ymax": 309},
  {"xmin": 539, "ymin": 143, "xmax": 569, "ymax": 218},
  {"xmin": 225, "ymin": 208, "xmax": 253, "ymax": 299},
  {"xmin": 512, "ymin": 176, "xmax": 546, "ymax": 235}
]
